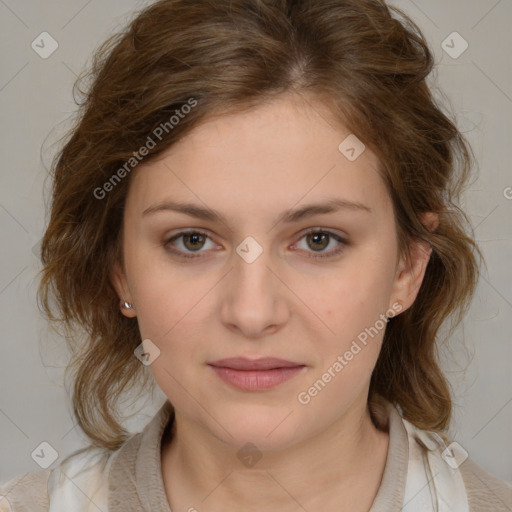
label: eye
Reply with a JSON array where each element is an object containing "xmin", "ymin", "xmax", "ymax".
[
  {"xmin": 164, "ymin": 230, "xmax": 218, "ymax": 259},
  {"xmin": 164, "ymin": 228, "xmax": 347, "ymax": 260},
  {"xmin": 292, "ymin": 229, "xmax": 347, "ymax": 259}
]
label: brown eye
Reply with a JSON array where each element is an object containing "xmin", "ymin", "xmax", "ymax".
[
  {"xmin": 164, "ymin": 230, "xmax": 216, "ymax": 259},
  {"xmin": 293, "ymin": 229, "xmax": 347, "ymax": 259},
  {"xmin": 182, "ymin": 232, "xmax": 207, "ymax": 251},
  {"xmin": 306, "ymin": 232, "xmax": 330, "ymax": 252}
]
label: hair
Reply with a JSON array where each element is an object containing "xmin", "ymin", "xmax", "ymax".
[{"xmin": 38, "ymin": 0, "xmax": 482, "ymax": 450}]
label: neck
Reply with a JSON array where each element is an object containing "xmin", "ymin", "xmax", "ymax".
[{"xmin": 161, "ymin": 395, "xmax": 390, "ymax": 511}]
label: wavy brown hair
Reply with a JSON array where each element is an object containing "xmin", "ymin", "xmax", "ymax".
[{"xmin": 38, "ymin": 0, "xmax": 482, "ymax": 449}]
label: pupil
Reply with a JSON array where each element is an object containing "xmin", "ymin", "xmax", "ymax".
[
  {"xmin": 310, "ymin": 233, "xmax": 328, "ymax": 251},
  {"xmin": 185, "ymin": 233, "xmax": 204, "ymax": 251}
]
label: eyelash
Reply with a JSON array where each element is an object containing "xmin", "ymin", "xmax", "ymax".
[{"xmin": 164, "ymin": 228, "xmax": 347, "ymax": 260}]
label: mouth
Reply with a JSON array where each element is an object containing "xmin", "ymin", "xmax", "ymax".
[{"xmin": 208, "ymin": 357, "xmax": 306, "ymax": 391}]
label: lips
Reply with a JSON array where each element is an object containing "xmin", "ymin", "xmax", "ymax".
[
  {"xmin": 208, "ymin": 357, "xmax": 304, "ymax": 371},
  {"xmin": 208, "ymin": 357, "xmax": 306, "ymax": 391}
]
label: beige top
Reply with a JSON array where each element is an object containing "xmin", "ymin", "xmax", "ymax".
[{"xmin": 1, "ymin": 399, "xmax": 511, "ymax": 511}]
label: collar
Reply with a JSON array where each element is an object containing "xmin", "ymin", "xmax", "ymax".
[{"xmin": 108, "ymin": 398, "xmax": 408, "ymax": 511}]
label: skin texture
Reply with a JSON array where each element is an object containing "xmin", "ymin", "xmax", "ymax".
[{"xmin": 111, "ymin": 93, "xmax": 436, "ymax": 511}]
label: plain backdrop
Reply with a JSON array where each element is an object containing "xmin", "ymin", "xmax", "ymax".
[{"xmin": 0, "ymin": 0, "xmax": 511, "ymax": 484}]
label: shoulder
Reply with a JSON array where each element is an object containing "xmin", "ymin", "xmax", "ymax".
[
  {"xmin": 0, "ymin": 447, "xmax": 114, "ymax": 512},
  {"xmin": 0, "ymin": 402, "xmax": 172, "ymax": 512},
  {"xmin": 387, "ymin": 402, "xmax": 512, "ymax": 511},
  {"xmin": 0, "ymin": 469, "xmax": 51, "ymax": 512},
  {"xmin": 459, "ymin": 457, "xmax": 512, "ymax": 511}
]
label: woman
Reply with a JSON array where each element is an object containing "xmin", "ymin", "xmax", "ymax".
[{"xmin": 1, "ymin": 0, "xmax": 511, "ymax": 510}]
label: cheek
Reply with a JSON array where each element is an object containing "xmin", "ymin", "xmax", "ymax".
[
  {"xmin": 304, "ymin": 254, "xmax": 395, "ymax": 331},
  {"xmin": 133, "ymin": 284, "xmax": 206, "ymax": 405},
  {"xmin": 133, "ymin": 277, "xmax": 205, "ymax": 345},
  {"xmin": 298, "ymin": 251, "xmax": 396, "ymax": 388},
  {"xmin": 123, "ymin": 239, "xmax": 207, "ymax": 339}
]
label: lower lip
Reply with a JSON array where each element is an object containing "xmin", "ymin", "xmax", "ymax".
[{"xmin": 209, "ymin": 365, "xmax": 306, "ymax": 391}]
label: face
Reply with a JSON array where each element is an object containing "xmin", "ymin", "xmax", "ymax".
[{"xmin": 111, "ymin": 93, "xmax": 432, "ymax": 451}]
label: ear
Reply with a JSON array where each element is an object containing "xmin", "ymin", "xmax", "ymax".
[
  {"xmin": 389, "ymin": 212, "xmax": 438, "ymax": 314},
  {"xmin": 110, "ymin": 261, "xmax": 137, "ymax": 318}
]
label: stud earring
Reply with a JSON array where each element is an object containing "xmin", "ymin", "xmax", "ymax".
[{"xmin": 122, "ymin": 301, "xmax": 133, "ymax": 309}]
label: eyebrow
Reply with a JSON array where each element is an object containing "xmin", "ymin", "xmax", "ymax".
[{"xmin": 142, "ymin": 198, "xmax": 372, "ymax": 225}]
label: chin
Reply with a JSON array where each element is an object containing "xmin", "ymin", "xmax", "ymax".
[{"xmin": 207, "ymin": 407, "xmax": 304, "ymax": 453}]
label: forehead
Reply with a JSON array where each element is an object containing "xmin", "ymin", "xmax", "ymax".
[{"xmin": 127, "ymin": 94, "xmax": 391, "ymax": 222}]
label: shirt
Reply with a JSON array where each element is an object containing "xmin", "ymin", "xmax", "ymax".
[{"xmin": 1, "ymin": 397, "xmax": 511, "ymax": 511}]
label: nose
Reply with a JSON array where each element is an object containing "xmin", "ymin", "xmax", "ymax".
[{"xmin": 219, "ymin": 242, "xmax": 290, "ymax": 339}]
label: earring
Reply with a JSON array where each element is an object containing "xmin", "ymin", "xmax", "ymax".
[
  {"xmin": 386, "ymin": 299, "xmax": 402, "ymax": 322},
  {"xmin": 122, "ymin": 301, "xmax": 133, "ymax": 309}
]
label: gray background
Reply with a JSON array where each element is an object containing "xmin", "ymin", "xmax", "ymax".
[{"xmin": 0, "ymin": 0, "xmax": 511, "ymax": 484}]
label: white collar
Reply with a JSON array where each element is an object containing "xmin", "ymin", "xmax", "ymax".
[{"xmin": 44, "ymin": 399, "xmax": 469, "ymax": 511}]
